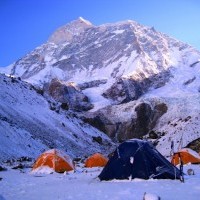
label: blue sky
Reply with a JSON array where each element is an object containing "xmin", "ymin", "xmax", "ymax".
[{"xmin": 0, "ymin": 0, "xmax": 200, "ymax": 67}]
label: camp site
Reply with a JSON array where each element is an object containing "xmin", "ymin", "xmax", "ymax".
[
  {"xmin": 1, "ymin": 139, "xmax": 200, "ymax": 200},
  {"xmin": 1, "ymin": 1, "xmax": 200, "ymax": 200}
]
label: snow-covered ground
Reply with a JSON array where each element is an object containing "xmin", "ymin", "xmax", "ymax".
[{"xmin": 1, "ymin": 164, "xmax": 200, "ymax": 200}]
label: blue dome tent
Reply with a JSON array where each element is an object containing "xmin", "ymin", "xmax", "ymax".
[{"xmin": 99, "ymin": 139, "xmax": 181, "ymax": 181}]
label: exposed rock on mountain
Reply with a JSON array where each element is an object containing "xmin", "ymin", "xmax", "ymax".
[
  {"xmin": 44, "ymin": 79, "xmax": 93, "ymax": 111},
  {"xmin": 82, "ymin": 101, "xmax": 167, "ymax": 142},
  {"xmin": 78, "ymin": 79, "xmax": 107, "ymax": 90},
  {"xmin": 103, "ymin": 70, "xmax": 171, "ymax": 103}
]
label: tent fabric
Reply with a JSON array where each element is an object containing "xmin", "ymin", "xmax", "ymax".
[
  {"xmin": 171, "ymin": 148, "xmax": 200, "ymax": 165},
  {"xmin": 85, "ymin": 153, "xmax": 108, "ymax": 168},
  {"xmin": 99, "ymin": 139, "xmax": 181, "ymax": 181},
  {"xmin": 32, "ymin": 149, "xmax": 74, "ymax": 173}
]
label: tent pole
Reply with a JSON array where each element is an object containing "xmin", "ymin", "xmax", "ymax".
[{"xmin": 178, "ymin": 153, "xmax": 184, "ymax": 183}]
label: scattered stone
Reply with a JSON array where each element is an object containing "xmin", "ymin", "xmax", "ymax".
[
  {"xmin": 12, "ymin": 163, "xmax": 24, "ymax": 169},
  {"xmin": 73, "ymin": 157, "xmax": 82, "ymax": 162},
  {"xmin": 143, "ymin": 192, "xmax": 161, "ymax": 200},
  {"xmin": 187, "ymin": 168, "xmax": 195, "ymax": 175},
  {"xmin": 0, "ymin": 166, "xmax": 7, "ymax": 171},
  {"xmin": 92, "ymin": 136, "xmax": 103, "ymax": 144},
  {"xmin": 16, "ymin": 156, "xmax": 33, "ymax": 162},
  {"xmin": 190, "ymin": 61, "xmax": 200, "ymax": 67},
  {"xmin": 183, "ymin": 77, "xmax": 196, "ymax": 85},
  {"xmin": 61, "ymin": 103, "xmax": 69, "ymax": 110},
  {"xmin": 149, "ymin": 131, "xmax": 158, "ymax": 139}
]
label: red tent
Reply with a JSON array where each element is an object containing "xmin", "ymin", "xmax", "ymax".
[
  {"xmin": 171, "ymin": 148, "xmax": 200, "ymax": 165},
  {"xmin": 85, "ymin": 153, "xmax": 108, "ymax": 168},
  {"xmin": 32, "ymin": 149, "xmax": 74, "ymax": 173}
]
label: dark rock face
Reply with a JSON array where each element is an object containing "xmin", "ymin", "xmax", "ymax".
[
  {"xmin": 103, "ymin": 78, "xmax": 142, "ymax": 103},
  {"xmin": 134, "ymin": 103, "xmax": 153, "ymax": 137},
  {"xmin": 133, "ymin": 102, "xmax": 167, "ymax": 139},
  {"xmin": 148, "ymin": 103, "xmax": 168, "ymax": 130},
  {"xmin": 45, "ymin": 79, "xmax": 93, "ymax": 111},
  {"xmin": 78, "ymin": 79, "xmax": 107, "ymax": 90},
  {"xmin": 83, "ymin": 102, "xmax": 168, "ymax": 142},
  {"xmin": 103, "ymin": 70, "xmax": 171, "ymax": 103},
  {"xmin": 117, "ymin": 102, "xmax": 167, "ymax": 141},
  {"xmin": 83, "ymin": 114, "xmax": 113, "ymax": 137}
]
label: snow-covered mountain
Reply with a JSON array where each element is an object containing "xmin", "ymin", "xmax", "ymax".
[
  {"xmin": 3, "ymin": 17, "xmax": 200, "ymax": 104},
  {"xmin": 0, "ymin": 73, "xmax": 114, "ymax": 162},
  {"xmin": 1, "ymin": 17, "xmax": 200, "ymax": 157}
]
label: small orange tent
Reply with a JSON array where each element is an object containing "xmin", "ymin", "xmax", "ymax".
[
  {"xmin": 85, "ymin": 153, "xmax": 108, "ymax": 168},
  {"xmin": 171, "ymin": 148, "xmax": 200, "ymax": 166},
  {"xmin": 32, "ymin": 149, "xmax": 75, "ymax": 173}
]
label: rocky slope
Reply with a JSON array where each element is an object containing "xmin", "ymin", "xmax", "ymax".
[
  {"xmin": 0, "ymin": 74, "xmax": 114, "ymax": 162},
  {"xmin": 1, "ymin": 17, "xmax": 200, "ymax": 157}
]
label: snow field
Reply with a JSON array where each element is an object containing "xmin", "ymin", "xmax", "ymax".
[{"xmin": 1, "ymin": 164, "xmax": 200, "ymax": 200}]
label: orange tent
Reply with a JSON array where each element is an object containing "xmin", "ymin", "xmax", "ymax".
[
  {"xmin": 171, "ymin": 148, "xmax": 200, "ymax": 166},
  {"xmin": 32, "ymin": 149, "xmax": 75, "ymax": 173},
  {"xmin": 85, "ymin": 153, "xmax": 108, "ymax": 168}
]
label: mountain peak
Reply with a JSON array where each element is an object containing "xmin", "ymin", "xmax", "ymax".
[
  {"xmin": 77, "ymin": 17, "xmax": 93, "ymax": 26},
  {"xmin": 48, "ymin": 17, "xmax": 93, "ymax": 44}
]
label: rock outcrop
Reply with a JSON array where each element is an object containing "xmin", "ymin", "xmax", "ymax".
[
  {"xmin": 103, "ymin": 70, "xmax": 171, "ymax": 103},
  {"xmin": 82, "ymin": 102, "xmax": 168, "ymax": 142},
  {"xmin": 44, "ymin": 79, "xmax": 93, "ymax": 112}
]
